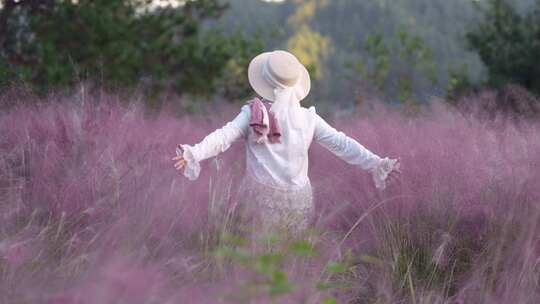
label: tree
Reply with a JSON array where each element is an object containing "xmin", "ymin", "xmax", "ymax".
[
  {"xmin": 286, "ymin": 0, "xmax": 331, "ymax": 81},
  {"xmin": 347, "ymin": 30, "xmax": 437, "ymax": 106},
  {"xmin": 0, "ymin": 0, "xmax": 262, "ymax": 104},
  {"xmin": 466, "ymin": 0, "xmax": 540, "ymax": 95}
]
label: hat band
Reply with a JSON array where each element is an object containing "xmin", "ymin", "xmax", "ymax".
[{"xmin": 262, "ymin": 58, "xmax": 296, "ymax": 90}]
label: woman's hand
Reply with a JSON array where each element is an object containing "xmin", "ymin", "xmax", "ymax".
[
  {"xmin": 173, "ymin": 155, "xmax": 187, "ymax": 170},
  {"xmin": 173, "ymin": 145, "xmax": 187, "ymax": 171}
]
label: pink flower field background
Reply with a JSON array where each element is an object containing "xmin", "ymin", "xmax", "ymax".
[{"xmin": 0, "ymin": 90, "xmax": 539, "ymax": 303}]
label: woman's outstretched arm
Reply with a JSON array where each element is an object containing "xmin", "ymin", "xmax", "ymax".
[
  {"xmin": 174, "ymin": 105, "xmax": 251, "ymax": 180},
  {"xmin": 312, "ymin": 109, "xmax": 400, "ymax": 189}
]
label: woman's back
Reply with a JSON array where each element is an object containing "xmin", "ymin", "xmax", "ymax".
[{"xmin": 242, "ymin": 103, "xmax": 317, "ymax": 190}]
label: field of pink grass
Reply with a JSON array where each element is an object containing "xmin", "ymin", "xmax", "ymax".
[{"xmin": 0, "ymin": 91, "xmax": 539, "ymax": 303}]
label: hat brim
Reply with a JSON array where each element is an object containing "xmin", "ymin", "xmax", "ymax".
[{"xmin": 248, "ymin": 52, "xmax": 311, "ymax": 102}]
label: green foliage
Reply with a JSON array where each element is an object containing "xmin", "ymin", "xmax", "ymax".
[
  {"xmin": 215, "ymin": 233, "xmax": 301, "ymax": 301},
  {"xmin": 322, "ymin": 297, "xmax": 338, "ymax": 304},
  {"xmin": 288, "ymin": 239, "xmax": 317, "ymax": 257},
  {"xmin": 275, "ymin": 0, "xmax": 484, "ymax": 104},
  {"xmin": 466, "ymin": 0, "xmax": 540, "ymax": 95},
  {"xmin": 215, "ymin": 29, "xmax": 265, "ymax": 101},
  {"xmin": 354, "ymin": 33, "xmax": 390, "ymax": 92},
  {"xmin": 0, "ymin": 0, "xmax": 263, "ymax": 103},
  {"xmin": 214, "ymin": 230, "xmax": 357, "ymax": 302},
  {"xmin": 347, "ymin": 29, "xmax": 437, "ymax": 104},
  {"xmin": 446, "ymin": 62, "xmax": 474, "ymax": 102},
  {"xmin": 325, "ymin": 260, "xmax": 348, "ymax": 274},
  {"xmin": 358, "ymin": 254, "xmax": 384, "ymax": 267},
  {"xmin": 286, "ymin": 0, "xmax": 332, "ymax": 81}
]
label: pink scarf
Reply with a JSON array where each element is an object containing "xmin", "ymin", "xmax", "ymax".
[{"xmin": 249, "ymin": 97, "xmax": 281, "ymax": 144}]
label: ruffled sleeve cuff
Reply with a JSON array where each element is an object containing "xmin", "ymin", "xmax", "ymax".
[
  {"xmin": 180, "ymin": 144, "xmax": 201, "ymax": 181},
  {"xmin": 369, "ymin": 157, "xmax": 399, "ymax": 190}
]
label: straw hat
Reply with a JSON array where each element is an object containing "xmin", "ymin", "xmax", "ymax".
[{"xmin": 248, "ymin": 50, "xmax": 311, "ymax": 102}]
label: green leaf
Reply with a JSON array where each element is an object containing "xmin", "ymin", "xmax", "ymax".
[
  {"xmin": 289, "ymin": 240, "xmax": 317, "ymax": 257},
  {"xmin": 316, "ymin": 281, "xmax": 354, "ymax": 291},
  {"xmin": 326, "ymin": 261, "xmax": 348, "ymax": 273},
  {"xmin": 254, "ymin": 253, "xmax": 285, "ymax": 275},
  {"xmin": 359, "ymin": 254, "xmax": 384, "ymax": 267},
  {"xmin": 268, "ymin": 271, "xmax": 295, "ymax": 296},
  {"xmin": 322, "ymin": 297, "xmax": 338, "ymax": 304}
]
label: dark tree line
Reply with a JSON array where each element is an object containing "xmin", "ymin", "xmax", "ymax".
[
  {"xmin": 467, "ymin": 0, "xmax": 540, "ymax": 95},
  {"xmin": 1, "ymin": 0, "xmax": 538, "ymax": 114},
  {"xmin": 459, "ymin": 0, "xmax": 540, "ymax": 117},
  {"xmin": 0, "ymin": 0, "xmax": 263, "ymax": 106}
]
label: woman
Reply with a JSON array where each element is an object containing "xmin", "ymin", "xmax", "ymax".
[{"xmin": 172, "ymin": 50, "xmax": 401, "ymax": 236}]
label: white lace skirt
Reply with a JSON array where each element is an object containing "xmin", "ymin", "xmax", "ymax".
[{"xmin": 232, "ymin": 174, "xmax": 314, "ymax": 238}]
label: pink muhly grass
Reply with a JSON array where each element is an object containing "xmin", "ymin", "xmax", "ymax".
[{"xmin": 0, "ymin": 89, "xmax": 538, "ymax": 303}]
